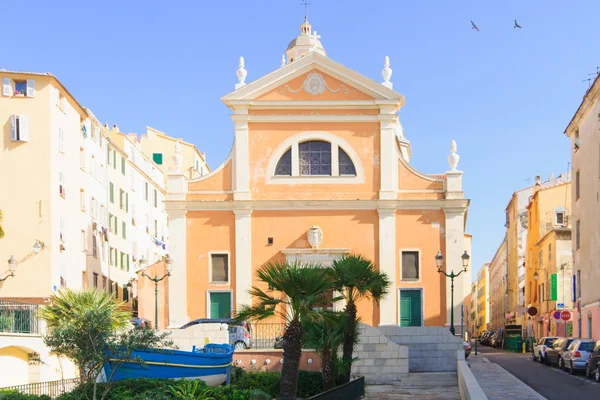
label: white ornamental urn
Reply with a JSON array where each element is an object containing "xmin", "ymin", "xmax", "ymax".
[{"xmin": 307, "ymin": 225, "xmax": 323, "ymax": 248}]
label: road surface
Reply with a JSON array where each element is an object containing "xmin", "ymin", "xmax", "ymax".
[{"xmin": 476, "ymin": 345, "xmax": 600, "ymax": 400}]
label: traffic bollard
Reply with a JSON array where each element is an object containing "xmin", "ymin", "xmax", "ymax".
[
  {"xmin": 522, "ymin": 341, "xmax": 526, "ymax": 354},
  {"xmin": 475, "ymin": 340, "xmax": 478, "ymax": 355}
]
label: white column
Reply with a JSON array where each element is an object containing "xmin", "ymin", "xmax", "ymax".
[
  {"xmin": 234, "ymin": 209, "xmax": 253, "ymax": 311},
  {"xmin": 378, "ymin": 107, "xmax": 398, "ymax": 200},
  {"xmin": 166, "ymin": 208, "xmax": 188, "ymax": 328},
  {"xmin": 232, "ymin": 108, "xmax": 250, "ymax": 201},
  {"xmin": 378, "ymin": 208, "xmax": 397, "ymax": 325},
  {"xmin": 443, "ymin": 207, "xmax": 467, "ymax": 334}
]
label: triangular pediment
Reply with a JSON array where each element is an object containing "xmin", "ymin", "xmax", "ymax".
[{"xmin": 222, "ymin": 52, "xmax": 404, "ymax": 105}]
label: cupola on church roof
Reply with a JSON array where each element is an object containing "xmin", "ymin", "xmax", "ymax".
[{"xmin": 285, "ymin": 17, "xmax": 326, "ymax": 63}]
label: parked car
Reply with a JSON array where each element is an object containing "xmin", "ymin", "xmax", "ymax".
[
  {"xmin": 131, "ymin": 317, "xmax": 152, "ymax": 329},
  {"xmin": 532, "ymin": 337, "xmax": 558, "ymax": 364},
  {"xmin": 585, "ymin": 339, "xmax": 600, "ymax": 381},
  {"xmin": 545, "ymin": 337, "xmax": 575, "ymax": 369},
  {"xmin": 563, "ymin": 339, "xmax": 596, "ymax": 374},
  {"xmin": 464, "ymin": 341, "xmax": 472, "ymax": 359},
  {"xmin": 179, "ymin": 318, "xmax": 254, "ymax": 350}
]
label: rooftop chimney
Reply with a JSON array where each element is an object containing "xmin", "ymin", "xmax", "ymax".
[{"xmin": 535, "ymin": 175, "xmax": 541, "ymax": 185}]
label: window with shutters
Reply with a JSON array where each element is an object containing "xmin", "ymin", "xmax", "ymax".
[
  {"xmin": 102, "ymin": 277, "xmax": 107, "ymax": 291},
  {"xmin": 210, "ymin": 253, "xmax": 229, "ymax": 283},
  {"xmin": 401, "ymin": 251, "xmax": 420, "ymax": 281},
  {"xmin": 109, "ymin": 182, "xmax": 114, "ymax": 203},
  {"xmin": 123, "ymin": 285, "xmax": 129, "ymax": 302},
  {"xmin": 14, "ymin": 81, "xmax": 26, "ymax": 97},
  {"xmin": 145, "ymin": 182, "xmax": 149, "ymax": 201},
  {"xmin": 119, "ymin": 189, "xmax": 125, "ymax": 210},
  {"xmin": 548, "ymin": 244, "xmax": 552, "ymax": 261},
  {"xmin": 153, "ymin": 153, "xmax": 163, "ymax": 165},
  {"xmin": 122, "ymin": 221, "xmax": 126, "ymax": 239},
  {"xmin": 576, "ymin": 220, "xmax": 581, "ymax": 249},
  {"xmin": 154, "ymin": 190, "xmax": 158, "ymax": 207},
  {"xmin": 92, "ymin": 236, "xmax": 98, "ymax": 258},
  {"xmin": 121, "ymin": 157, "xmax": 126, "ymax": 175},
  {"xmin": 10, "ymin": 115, "xmax": 29, "ymax": 142},
  {"xmin": 93, "ymin": 273, "xmax": 98, "ymax": 288},
  {"xmin": 576, "ymin": 170, "xmax": 580, "ymax": 200}
]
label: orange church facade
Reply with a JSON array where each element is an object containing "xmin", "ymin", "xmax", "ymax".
[{"xmin": 161, "ymin": 19, "xmax": 471, "ymax": 331}]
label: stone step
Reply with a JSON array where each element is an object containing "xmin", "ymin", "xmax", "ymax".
[
  {"xmin": 391, "ymin": 372, "xmax": 458, "ymax": 387},
  {"xmin": 365, "ymin": 384, "xmax": 460, "ymax": 400}
]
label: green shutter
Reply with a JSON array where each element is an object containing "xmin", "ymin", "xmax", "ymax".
[
  {"xmin": 209, "ymin": 293, "xmax": 231, "ymax": 319},
  {"xmin": 127, "ymin": 254, "xmax": 130, "ymax": 272},
  {"xmin": 109, "ymin": 183, "xmax": 114, "ymax": 203},
  {"xmin": 121, "ymin": 157, "xmax": 125, "ymax": 175},
  {"xmin": 114, "ymin": 217, "xmax": 118, "ymax": 235},
  {"xmin": 126, "ymin": 193, "xmax": 129, "ymax": 212},
  {"xmin": 112, "ymin": 150, "xmax": 116, "ymax": 168},
  {"xmin": 109, "ymin": 247, "xmax": 113, "ymax": 264},
  {"xmin": 120, "ymin": 251, "xmax": 124, "ymax": 269},
  {"xmin": 122, "ymin": 222, "xmax": 126, "ymax": 239},
  {"xmin": 400, "ymin": 290, "xmax": 422, "ymax": 327},
  {"xmin": 119, "ymin": 189, "xmax": 123, "ymax": 209},
  {"xmin": 108, "ymin": 213, "xmax": 113, "ymax": 230},
  {"xmin": 153, "ymin": 153, "xmax": 163, "ymax": 165}
]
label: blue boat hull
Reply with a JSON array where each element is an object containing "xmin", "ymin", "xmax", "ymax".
[{"xmin": 102, "ymin": 344, "xmax": 234, "ymax": 386}]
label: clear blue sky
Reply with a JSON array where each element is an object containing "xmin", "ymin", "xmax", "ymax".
[{"xmin": 4, "ymin": 0, "xmax": 599, "ymax": 280}]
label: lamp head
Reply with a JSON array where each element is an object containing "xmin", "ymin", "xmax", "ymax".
[
  {"xmin": 533, "ymin": 271, "xmax": 539, "ymax": 281},
  {"xmin": 165, "ymin": 255, "xmax": 173, "ymax": 273},
  {"xmin": 461, "ymin": 251, "xmax": 470, "ymax": 271},
  {"xmin": 33, "ymin": 242, "xmax": 41, "ymax": 254},
  {"xmin": 435, "ymin": 251, "xmax": 444, "ymax": 270},
  {"xmin": 8, "ymin": 255, "xmax": 17, "ymax": 272},
  {"xmin": 138, "ymin": 255, "xmax": 147, "ymax": 271}
]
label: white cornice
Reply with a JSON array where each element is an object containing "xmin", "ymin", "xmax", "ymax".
[
  {"xmin": 246, "ymin": 115, "xmax": 379, "ymax": 123},
  {"xmin": 281, "ymin": 248, "xmax": 351, "ymax": 256},
  {"xmin": 222, "ymin": 52, "xmax": 404, "ymax": 106},
  {"xmin": 165, "ymin": 198, "xmax": 469, "ymax": 211}
]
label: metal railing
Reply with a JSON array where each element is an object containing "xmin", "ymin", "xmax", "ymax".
[
  {"xmin": 253, "ymin": 323, "xmax": 286, "ymax": 349},
  {"xmin": 0, "ymin": 300, "xmax": 40, "ymax": 334},
  {"xmin": 0, "ymin": 378, "xmax": 80, "ymax": 398},
  {"xmin": 307, "ymin": 377, "xmax": 365, "ymax": 400}
]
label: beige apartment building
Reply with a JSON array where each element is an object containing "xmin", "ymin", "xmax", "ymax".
[
  {"xmin": 140, "ymin": 127, "xmax": 209, "ymax": 179},
  {"xmin": 489, "ymin": 236, "xmax": 508, "ymax": 330},
  {"xmin": 565, "ymin": 73, "xmax": 600, "ymax": 339},
  {"xmin": 505, "ymin": 186, "xmax": 534, "ymax": 327}
]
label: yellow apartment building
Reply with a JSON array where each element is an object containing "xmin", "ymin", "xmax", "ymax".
[{"xmin": 477, "ymin": 263, "xmax": 490, "ymax": 335}]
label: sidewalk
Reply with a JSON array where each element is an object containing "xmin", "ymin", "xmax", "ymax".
[{"xmin": 468, "ymin": 353, "xmax": 546, "ymax": 400}]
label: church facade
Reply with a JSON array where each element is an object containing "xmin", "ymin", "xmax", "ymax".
[{"xmin": 163, "ymin": 19, "xmax": 471, "ymax": 330}]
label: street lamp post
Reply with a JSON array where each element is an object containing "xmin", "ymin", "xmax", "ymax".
[
  {"xmin": 139, "ymin": 255, "xmax": 173, "ymax": 330},
  {"xmin": 436, "ymin": 250, "xmax": 470, "ymax": 336}
]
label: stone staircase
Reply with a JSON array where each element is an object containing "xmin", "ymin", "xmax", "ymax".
[{"xmin": 364, "ymin": 372, "xmax": 460, "ymax": 400}]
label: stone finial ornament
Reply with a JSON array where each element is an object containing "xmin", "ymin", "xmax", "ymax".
[
  {"xmin": 281, "ymin": 54, "xmax": 286, "ymax": 67},
  {"xmin": 173, "ymin": 140, "xmax": 182, "ymax": 173},
  {"xmin": 447, "ymin": 140, "xmax": 460, "ymax": 171},
  {"xmin": 235, "ymin": 57, "xmax": 247, "ymax": 89},
  {"xmin": 382, "ymin": 56, "xmax": 393, "ymax": 89}
]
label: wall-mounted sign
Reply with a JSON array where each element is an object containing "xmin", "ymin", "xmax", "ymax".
[
  {"xmin": 553, "ymin": 311, "xmax": 562, "ymax": 320},
  {"xmin": 551, "ymin": 274, "xmax": 557, "ymax": 301},
  {"xmin": 557, "ymin": 303, "xmax": 564, "ymax": 309}
]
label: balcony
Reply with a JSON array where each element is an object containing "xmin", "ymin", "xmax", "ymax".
[{"xmin": 0, "ymin": 300, "xmax": 40, "ymax": 335}]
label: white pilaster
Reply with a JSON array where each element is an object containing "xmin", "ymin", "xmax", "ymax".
[
  {"xmin": 234, "ymin": 209, "xmax": 253, "ymax": 311},
  {"xmin": 443, "ymin": 207, "xmax": 467, "ymax": 334},
  {"xmin": 166, "ymin": 208, "xmax": 188, "ymax": 328},
  {"xmin": 378, "ymin": 207, "xmax": 397, "ymax": 325},
  {"xmin": 378, "ymin": 106, "xmax": 398, "ymax": 200},
  {"xmin": 232, "ymin": 108, "xmax": 250, "ymax": 201}
]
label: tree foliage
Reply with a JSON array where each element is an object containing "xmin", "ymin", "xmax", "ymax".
[
  {"xmin": 233, "ymin": 262, "xmax": 336, "ymax": 400},
  {"xmin": 39, "ymin": 289, "xmax": 175, "ymax": 400}
]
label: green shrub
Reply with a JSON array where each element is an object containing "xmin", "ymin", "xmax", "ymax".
[
  {"xmin": 211, "ymin": 386, "xmax": 271, "ymax": 400},
  {"xmin": 56, "ymin": 378, "xmax": 177, "ymax": 400},
  {"xmin": 0, "ymin": 390, "xmax": 50, "ymax": 400},
  {"xmin": 297, "ymin": 370, "xmax": 323, "ymax": 398}
]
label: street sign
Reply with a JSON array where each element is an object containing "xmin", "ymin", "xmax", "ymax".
[
  {"xmin": 561, "ymin": 311, "xmax": 571, "ymax": 321},
  {"xmin": 527, "ymin": 307, "xmax": 538, "ymax": 316},
  {"xmin": 577, "ymin": 300, "xmax": 581, "ymax": 313},
  {"xmin": 557, "ymin": 303, "xmax": 564, "ymax": 309},
  {"xmin": 551, "ymin": 274, "xmax": 557, "ymax": 301},
  {"xmin": 553, "ymin": 311, "xmax": 562, "ymax": 320}
]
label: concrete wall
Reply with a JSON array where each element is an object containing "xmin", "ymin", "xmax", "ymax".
[
  {"xmin": 161, "ymin": 323, "xmax": 228, "ymax": 352},
  {"xmin": 378, "ymin": 326, "xmax": 464, "ymax": 372},
  {"xmin": 233, "ymin": 350, "xmax": 321, "ymax": 372},
  {"xmin": 350, "ymin": 324, "xmax": 409, "ymax": 385}
]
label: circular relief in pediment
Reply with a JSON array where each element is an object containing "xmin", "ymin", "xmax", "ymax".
[{"xmin": 303, "ymin": 72, "xmax": 326, "ymax": 96}]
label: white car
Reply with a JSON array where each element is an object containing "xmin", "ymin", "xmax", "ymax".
[{"xmin": 532, "ymin": 336, "xmax": 558, "ymax": 364}]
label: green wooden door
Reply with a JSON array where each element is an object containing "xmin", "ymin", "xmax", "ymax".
[
  {"xmin": 400, "ymin": 290, "xmax": 422, "ymax": 327},
  {"xmin": 209, "ymin": 293, "xmax": 231, "ymax": 319}
]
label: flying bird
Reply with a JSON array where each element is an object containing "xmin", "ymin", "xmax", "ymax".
[
  {"xmin": 514, "ymin": 19, "xmax": 522, "ymax": 29},
  {"xmin": 471, "ymin": 20, "xmax": 479, "ymax": 31}
]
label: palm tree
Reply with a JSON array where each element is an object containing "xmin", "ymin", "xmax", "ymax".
[
  {"xmin": 39, "ymin": 289, "xmax": 130, "ymax": 380},
  {"xmin": 330, "ymin": 254, "xmax": 391, "ymax": 383},
  {"xmin": 302, "ymin": 311, "xmax": 347, "ymax": 391},
  {"xmin": 234, "ymin": 262, "xmax": 335, "ymax": 400},
  {"xmin": 0, "ymin": 210, "xmax": 4, "ymax": 238}
]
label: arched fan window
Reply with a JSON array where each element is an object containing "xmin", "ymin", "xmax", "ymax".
[
  {"xmin": 338, "ymin": 147, "xmax": 356, "ymax": 176},
  {"xmin": 274, "ymin": 148, "xmax": 292, "ymax": 176},
  {"xmin": 299, "ymin": 140, "xmax": 331, "ymax": 176}
]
